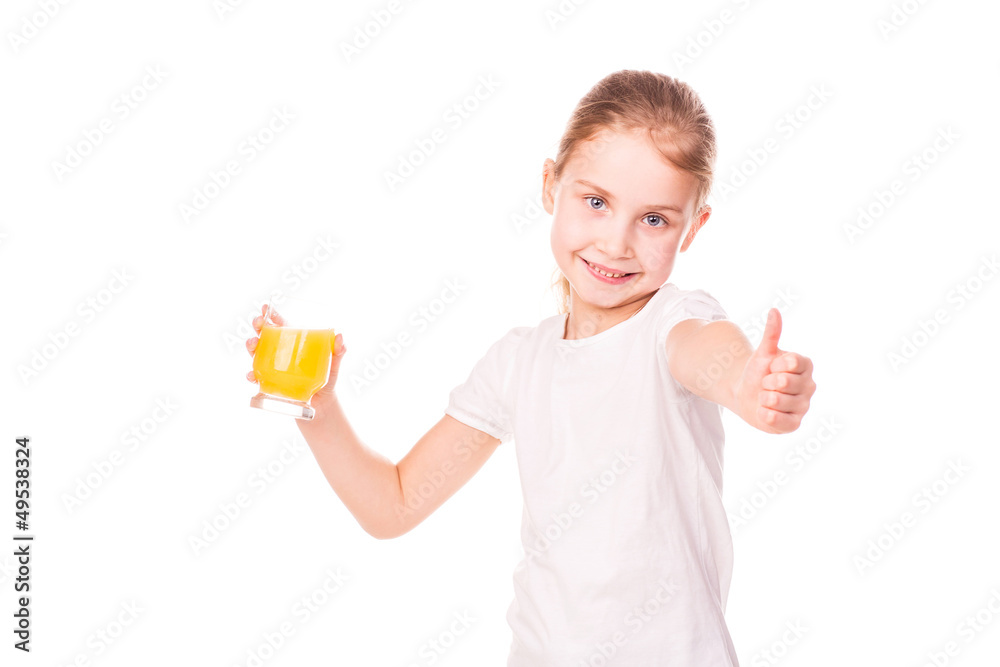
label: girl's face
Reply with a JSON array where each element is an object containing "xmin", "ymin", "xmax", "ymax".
[{"xmin": 544, "ymin": 127, "xmax": 709, "ymax": 321}]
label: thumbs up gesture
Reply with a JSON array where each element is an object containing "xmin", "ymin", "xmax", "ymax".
[{"xmin": 735, "ymin": 308, "xmax": 816, "ymax": 434}]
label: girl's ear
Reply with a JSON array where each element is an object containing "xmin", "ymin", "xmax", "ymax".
[
  {"xmin": 542, "ymin": 158, "xmax": 557, "ymax": 215},
  {"xmin": 680, "ymin": 205, "xmax": 711, "ymax": 252}
]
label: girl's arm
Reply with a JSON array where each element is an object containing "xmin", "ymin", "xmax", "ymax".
[
  {"xmin": 297, "ymin": 394, "xmax": 502, "ymax": 539},
  {"xmin": 666, "ymin": 308, "xmax": 816, "ymax": 434},
  {"xmin": 248, "ymin": 308, "xmax": 502, "ymax": 540}
]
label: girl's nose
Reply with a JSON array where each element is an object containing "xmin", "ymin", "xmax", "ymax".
[{"xmin": 594, "ymin": 217, "xmax": 632, "ymax": 258}]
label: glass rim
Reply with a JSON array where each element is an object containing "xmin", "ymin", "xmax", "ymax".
[
  {"xmin": 265, "ymin": 293, "xmax": 337, "ymax": 307},
  {"xmin": 261, "ymin": 294, "xmax": 337, "ymax": 329}
]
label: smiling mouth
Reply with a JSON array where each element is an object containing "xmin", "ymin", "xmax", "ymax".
[{"xmin": 584, "ymin": 258, "xmax": 634, "ymax": 279}]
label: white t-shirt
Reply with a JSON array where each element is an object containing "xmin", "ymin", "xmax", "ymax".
[{"xmin": 445, "ymin": 282, "xmax": 739, "ymax": 666}]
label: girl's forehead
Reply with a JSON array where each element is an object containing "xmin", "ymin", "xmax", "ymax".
[
  {"xmin": 568, "ymin": 128, "xmax": 668, "ymax": 173},
  {"xmin": 562, "ymin": 130, "xmax": 698, "ymax": 204}
]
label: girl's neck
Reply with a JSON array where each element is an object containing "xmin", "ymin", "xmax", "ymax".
[{"xmin": 563, "ymin": 291, "xmax": 656, "ymax": 340}]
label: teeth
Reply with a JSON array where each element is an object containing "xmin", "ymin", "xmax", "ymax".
[{"xmin": 588, "ymin": 261, "xmax": 628, "ymax": 278}]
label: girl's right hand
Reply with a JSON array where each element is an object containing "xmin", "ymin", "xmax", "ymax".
[{"xmin": 245, "ymin": 303, "xmax": 346, "ymax": 403}]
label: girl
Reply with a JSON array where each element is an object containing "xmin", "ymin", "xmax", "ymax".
[{"xmin": 246, "ymin": 69, "xmax": 816, "ymax": 665}]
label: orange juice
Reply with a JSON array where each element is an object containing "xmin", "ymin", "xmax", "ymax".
[{"xmin": 253, "ymin": 326, "xmax": 335, "ymax": 402}]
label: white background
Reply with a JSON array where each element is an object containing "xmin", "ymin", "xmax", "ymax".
[{"xmin": 2, "ymin": 0, "xmax": 999, "ymax": 665}]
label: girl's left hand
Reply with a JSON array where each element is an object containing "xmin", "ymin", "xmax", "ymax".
[{"xmin": 734, "ymin": 308, "xmax": 816, "ymax": 434}]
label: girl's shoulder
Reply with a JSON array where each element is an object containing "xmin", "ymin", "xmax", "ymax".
[{"xmin": 651, "ymin": 282, "xmax": 729, "ymax": 341}]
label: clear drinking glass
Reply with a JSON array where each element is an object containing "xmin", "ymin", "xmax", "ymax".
[{"xmin": 249, "ymin": 295, "xmax": 336, "ymax": 420}]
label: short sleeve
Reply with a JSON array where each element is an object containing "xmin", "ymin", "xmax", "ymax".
[
  {"xmin": 655, "ymin": 288, "xmax": 729, "ymax": 348},
  {"xmin": 444, "ymin": 326, "xmax": 527, "ymax": 444}
]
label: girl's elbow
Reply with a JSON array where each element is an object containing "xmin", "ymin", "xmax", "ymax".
[{"xmin": 364, "ymin": 514, "xmax": 413, "ymax": 540}]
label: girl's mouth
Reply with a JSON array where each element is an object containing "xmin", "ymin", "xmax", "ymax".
[{"xmin": 581, "ymin": 256, "xmax": 636, "ymax": 284}]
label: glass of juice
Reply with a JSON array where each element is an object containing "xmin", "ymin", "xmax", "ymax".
[{"xmin": 249, "ymin": 295, "xmax": 336, "ymax": 420}]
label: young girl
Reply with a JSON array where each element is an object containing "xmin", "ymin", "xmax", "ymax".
[{"xmin": 246, "ymin": 69, "xmax": 816, "ymax": 665}]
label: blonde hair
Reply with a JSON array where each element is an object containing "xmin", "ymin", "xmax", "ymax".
[{"xmin": 547, "ymin": 70, "xmax": 718, "ymax": 314}]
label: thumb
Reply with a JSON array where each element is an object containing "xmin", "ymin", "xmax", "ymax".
[
  {"xmin": 314, "ymin": 333, "xmax": 345, "ymax": 400},
  {"xmin": 332, "ymin": 332, "xmax": 345, "ymax": 357},
  {"xmin": 757, "ymin": 308, "xmax": 782, "ymax": 357},
  {"xmin": 326, "ymin": 332, "xmax": 345, "ymax": 378}
]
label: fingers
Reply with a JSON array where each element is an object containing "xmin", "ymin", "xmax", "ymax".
[
  {"xmin": 769, "ymin": 352, "xmax": 812, "ymax": 375},
  {"xmin": 759, "ymin": 367, "xmax": 815, "ymax": 414},
  {"xmin": 756, "ymin": 405, "xmax": 803, "ymax": 434},
  {"xmin": 247, "ymin": 308, "xmax": 263, "ymax": 378},
  {"xmin": 758, "ymin": 388, "xmax": 810, "ymax": 415},
  {"xmin": 757, "ymin": 355, "xmax": 816, "ymax": 434},
  {"xmin": 246, "ymin": 309, "xmax": 267, "ymax": 358},
  {"xmin": 760, "ymin": 370, "xmax": 816, "ymax": 396},
  {"xmin": 253, "ymin": 304, "xmax": 287, "ymax": 332}
]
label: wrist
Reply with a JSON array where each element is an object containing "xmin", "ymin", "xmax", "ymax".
[
  {"xmin": 312, "ymin": 389, "xmax": 340, "ymax": 414},
  {"xmin": 733, "ymin": 375, "xmax": 757, "ymax": 429}
]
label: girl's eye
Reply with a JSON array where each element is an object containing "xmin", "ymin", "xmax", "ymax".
[{"xmin": 585, "ymin": 197, "xmax": 668, "ymax": 227}]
